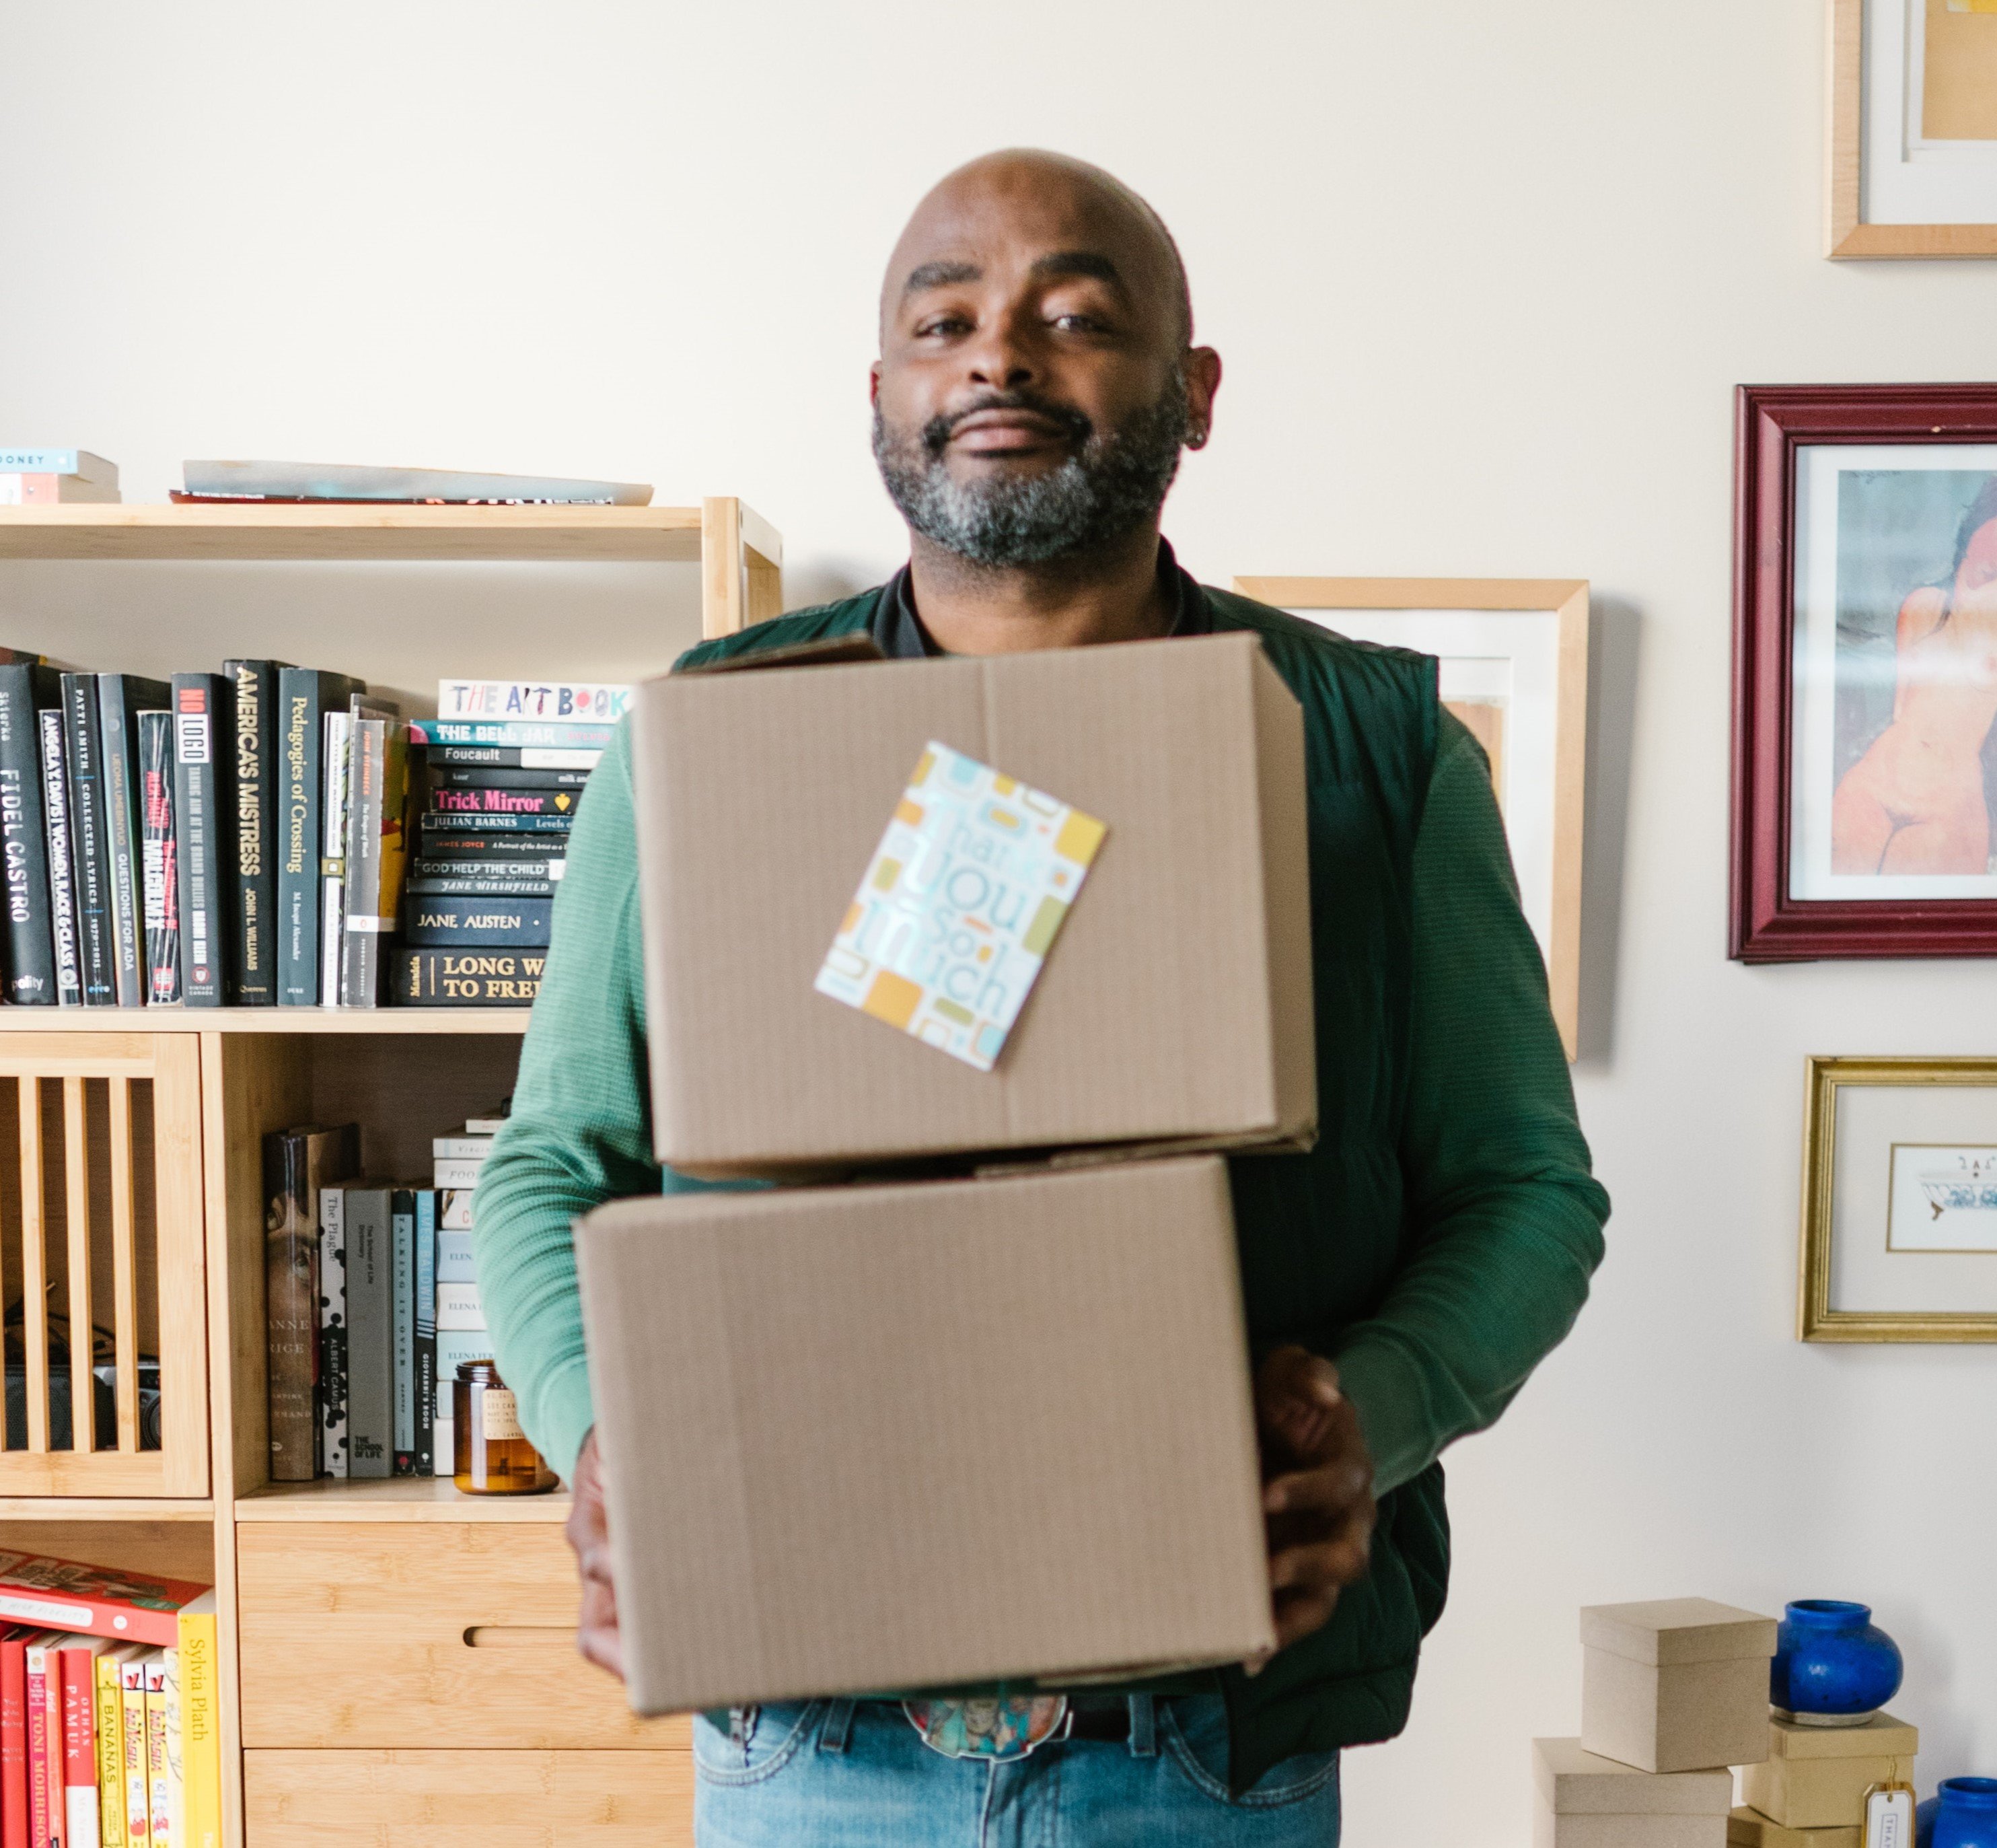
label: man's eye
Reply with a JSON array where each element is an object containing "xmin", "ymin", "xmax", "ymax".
[
  {"xmin": 1051, "ymin": 314, "xmax": 1106, "ymax": 333},
  {"xmin": 916, "ymin": 316, "xmax": 970, "ymax": 338}
]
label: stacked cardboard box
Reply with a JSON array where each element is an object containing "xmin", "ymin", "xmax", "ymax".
[
  {"xmin": 579, "ymin": 632, "xmax": 1313, "ymax": 1713},
  {"xmin": 1733, "ymin": 1713, "xmax": 1918, "ymax": 1844},
  {"xmin": 1535, "ymin": 1600, "xmax": 1778, "ymax": 1846}
]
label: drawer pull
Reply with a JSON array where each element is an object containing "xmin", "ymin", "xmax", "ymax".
[{"xmin": 463, "ymin": 1625, "xmax": 575, "ymax": 1650}]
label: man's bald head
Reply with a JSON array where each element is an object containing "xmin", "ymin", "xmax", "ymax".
[{"xmin": 881, "ymin": 149, "xmax": 1194, "ymax": 351}]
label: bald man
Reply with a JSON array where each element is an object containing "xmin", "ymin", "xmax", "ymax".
[{"xmin": 476, "ymin": 150, "xmax": 1608, "ymax": 1847}]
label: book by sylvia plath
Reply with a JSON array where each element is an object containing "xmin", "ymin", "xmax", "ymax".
[{"xmin": 138, "ymin": 711, "xmax": 181, "ymax": 1005}]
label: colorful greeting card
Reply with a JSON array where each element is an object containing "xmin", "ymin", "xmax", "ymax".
[{"xmin": 814, "ymin": 742, "xmax": 1106, "ymax": 1071}]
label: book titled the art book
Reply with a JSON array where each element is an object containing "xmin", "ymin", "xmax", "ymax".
[{"xmin": 436, "ymin": 680, "xmax": 630, "ymax": 724}]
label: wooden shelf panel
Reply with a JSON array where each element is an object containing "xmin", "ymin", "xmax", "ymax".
[
  {"xmin": 0, "ymin": 503, "xmax": 714, "ymax": 563},
  {"xmin": 0, "ymin": 1007, "xmax": 529, "ymax": 1034},
  {"xmin": 237, "ymin": 1478, "xmax": 571, "ymax": 1523},
  {"xmin": 0, "ymin": 1497, "xmax": 215, "ymax": 1522}
]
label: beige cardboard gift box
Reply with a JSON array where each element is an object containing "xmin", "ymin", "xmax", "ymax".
[
  {"xmin": 1533, "ymin": 1738, "xmax": 1732, "ymax": 1847},
  {"xmin": 630, "ymin": 630, "xmax": 1314, "ymax": 1178},
  {"xmin": 575, "ymin": 1155, "xmax": 1276, "ymax": 1715},
  {"xmin": 1737, "ymin": 1713, "xmax": 1918, "ymax": 1830},
  {"xmin": 1580, "ymin": 1600, "xmax": 1778, "ymax": 1773}
]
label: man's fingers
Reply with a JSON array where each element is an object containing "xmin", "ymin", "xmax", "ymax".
[
  {"xmin": 1272, "ymin": 1586, "xmax": 1340, "ymax": 1651},
  {"xmin": 1264, "ymin": 1460, "xmax": 1371, "ymax": 1518},
  {"xmin": 578, "ymin": 1621, "xmax": 625, "ymax": 1679},
  {"xmin": 1268, "ymin": 1530, "xmax": 1373, "ymax": 1596}
]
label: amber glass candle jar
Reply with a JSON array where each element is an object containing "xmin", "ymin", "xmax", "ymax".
[{"xmin": 453, "ymin": 1359, "xmax": 557, "ymax": 1495}]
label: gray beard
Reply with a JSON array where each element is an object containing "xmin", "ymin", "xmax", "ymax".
[{"xmin": 872, "ymin": 373, "xmax": 1190, "ymax": 569}]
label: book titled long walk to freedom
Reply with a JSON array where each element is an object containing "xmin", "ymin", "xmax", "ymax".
[
  {"xmin": 170, "ymin": 675, "xmax": 231, "ymax": 1005},
  {"xmin": 223, "ymin": 658, "xmax": 290, "ymax": 1005},
  {"xmin": 139, "ymin": 710, "xmax": 182, "ymax": 1004},
  {"xmin": 264, "ymin": 1123, "xmax": 358, "ymax": 1481},
  {"xmin": 0, "ymin": 663, "xmax": 61, "ymax": 1002},
  {"xmin": 60, "ymin": 672, "xmax": 115, "ymax": 1003},
  {"xmin": 37, "ymin": 709, "xmax": 81, "ymax": 1005},
  {"xmin": 98, "ymin": 672, "xmax": 170, "ymax": 1007},
  {"xmin": 275, "ymin": 670, "xmax": 363, "ymax": 1006},
  {"xmin": 344, "ymin": 1184, "xmax": 394, "ymax": 1479},
  {"xmin": 390, "ymin": 946, "xmax": 544, "ymax": 1005}
]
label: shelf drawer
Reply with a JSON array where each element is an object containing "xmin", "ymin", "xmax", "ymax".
[
  {"xmin": 244, "ymin": 1749, "xmax": 692, "ymax": 1846},
  {"xmin": 236, "ymin": 1522, "xmax": 690, "ymax": 1749}
]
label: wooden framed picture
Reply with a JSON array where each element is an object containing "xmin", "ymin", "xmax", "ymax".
[
  {"xmin": 1731, "ymin": 383, "xmax": 1997, "ymax": 961},
  {"xmin": 1233, "ymin": 577, "xmax": 1588, "ymax": 1060},
  {"xmin": 1800, "ymin": 1056, "xmax": 1997, "ymax": 1341},
  {"xmin": 1826, "ymin": 0, "xmax": 1997, "ymax": 258}
]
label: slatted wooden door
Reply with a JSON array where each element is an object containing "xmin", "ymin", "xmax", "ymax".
[{"xmin": 0, "ymin": 1034, "xmax": 207, "ymax": 1495}]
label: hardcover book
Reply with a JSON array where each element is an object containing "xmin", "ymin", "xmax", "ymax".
[
  {"xmin": 262, "ymin": 1123, "xmax": 359, "ymax": 1481},
  {"xmin": 137, "ymin": 712, "xmax": 181, "ymax": 1006},
  {"xmin": 389, "ymin": 946, "xmax": 544, "ymax": 1005},
  {"xmin": 436, "ymin": 679, "xmax": 630, "ymax": 724},
  {"xmin": 176, "ymin": 1595, "xmax": 219, "ymax": 1848},
  {"xmin": 273, "ymin": 670, "xmax": 363, "ymax": 1006},
  {"xmin": 60, "ymin": 672, "xmax": 115, "ymax": 1004},
  {"xmin": 168, "ymin": 675, "xmax": 231, "ymax": 1006},
  {"xmin": 0, "ymin": 1635, "xmax": 24, "ymax": 1848},
  {"xmin": 413, "ymin": 831, "xmax": 570, "ymax": 859},
  {"xmin": 407, "ymin": 717, "xmax": 616, "ymax": 751},
  {"xmin": 405, "ymin": 876, "xmax": 555, "ymax": 898},
  {"xmin": 429, "ymin": 785, "xmax": 578, "ymax": 819},
  {"xmin": 432, "ymin": 763, "xmax": 592, "ymax": 791},
  {"xmin": 429, "ymin": 744, "xmax": 600, "ymax": 771},
  {"xmin": 0, "ymin": 1555, "xmax": 210, "ymax": 1647},
  {"xmin": 416, "ymin": 810, "xmax": 572, "ymax": 834},
  {"xmin": 412, "ymin": 857, "xmax": 564, "ymax": 883},
  {"xmin": 391, "ymin": 1188, "xmax": 416, "ymax": 1476},
  {"xmin": 319, "ymin": 1186, "xmax": 349, "ymax": 1479},
  {"xmin": 319, "ymin": 710, "xmax": 351, "ymax": 1009},
  {"xmin": 0, "ymin": 664, "xmax": 61, "ymax": 1003},
  {"xmin": 342, "ymin": 1185, "xmax": 394, "ymax": 1479},
  {"xmin": 221, "ymin": 659, "xmax": 291, "ymax": 1004},
  {"xmin": 96, "ymin": 674, "xmax": 171, "ymax": 1007},
  {"xmin": 59, "ymin": 1637, "xmax": 108, "ymax": 1848},
  {"xmin": 338, "ymin": 713, "xmax": 412, "ymax": 1007},
  {"xmin": 415, "ymin": 1189, "xmax": 437, "ymax": 1477},
  {"xmin": 37, "ymin": 711, "xmax": 82, "ymax": 1007},
  {"xmin": 143, "ymin": 1654, "xmax": 168, "ymax": 1848},
  {"xmin": 403, "ymin": 898, "xmax": 554, "ymax": 947}
]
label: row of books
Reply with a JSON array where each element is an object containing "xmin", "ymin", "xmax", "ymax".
[
  {"xmin": 0, "ymin": 1553, "xmax": 219, "ymax": 1848},
  {"xmin": 0, "ymin": 665, "xmax": 617, "ymax": 1009},
  {"xmin": 1, "ymin": 451, "xmax": 655, "ymax": 507},
  {"xmin": 266, "ymin": 1114, "xmax": 501, "ymax": 1482}
]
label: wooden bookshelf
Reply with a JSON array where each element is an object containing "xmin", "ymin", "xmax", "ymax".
[{"xmin": 0, "ymin": 499, "xmax": 770, "ymax": 1846}]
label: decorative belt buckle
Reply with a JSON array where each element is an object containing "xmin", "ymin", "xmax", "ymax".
[{"xmin": 902, "ymin": 1696, "xmax": 1070, "ymax": 1762}]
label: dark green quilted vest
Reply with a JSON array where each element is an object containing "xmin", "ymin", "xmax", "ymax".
[{"xmin": 678, "ymin": 581, "xmax": 1445, "ymax": 1793}]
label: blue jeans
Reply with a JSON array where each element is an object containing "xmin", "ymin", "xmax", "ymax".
[{"xmin": 693, "ymin": 1696, "xmax": 1341, "ymax": 1847}]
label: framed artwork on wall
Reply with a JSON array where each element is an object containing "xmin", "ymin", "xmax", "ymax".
[
  {"xmin": 1800, "ymin": 1056, "xmax": 1997, "ymax": 1341},
  {"xmin": 1233, "ymin": 576, "xmax": 1589, "ymax": 1059},
  {"xmin": 1731, "ymin": 383, "xmax": 1997, "ymax": 961},
  {"xmin": 1826, "ymin": 0, "xmax": 1997, "ymax": 257}
]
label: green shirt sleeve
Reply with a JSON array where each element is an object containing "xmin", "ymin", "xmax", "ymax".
[{"xmin": 1330, "ymin": 711, "xmax": 1609, "ymax": 1495}]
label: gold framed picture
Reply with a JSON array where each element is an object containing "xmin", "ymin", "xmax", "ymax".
[
  {"xmin": 1827, "ymin": 0, "xmax": 1997, "ymax": 258},
  {"xmin": 1800, "ymin": 1056, "xmax": 1997, "ymax": 1341},
  {"xmin": 1233, "ymin": 576, "xmax": 1589, "ymax": 1060}
]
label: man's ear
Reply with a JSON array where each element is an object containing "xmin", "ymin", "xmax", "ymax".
[
  {"xmin": 1184, "ymin": 345, "xmax": 1222, "ymax": 447},
  {"xmin": 869, "ymin": 360, "xmax": 882, "ymax": 405}
]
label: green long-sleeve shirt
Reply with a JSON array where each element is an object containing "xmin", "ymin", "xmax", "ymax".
[{"xmin": 473, "ymin": 670, "xmax": 1608, "ymax": 1495}]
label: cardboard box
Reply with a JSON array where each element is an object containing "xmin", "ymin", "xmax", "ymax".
[
  {"xmin": 576, "ymin": 1155, "xmax": 1276, "ymax": 1714},
  {"xmin": 1580, "ymin": 1599, "xmax": 1778, "ymax": 1773},
  {"xmin": 1532, "ymin": 1738, "xmax": 1731, "ymax": 1848},
  {"xmin": 1727, "ymin": 1807, "xmax": 1861, "ymax": 1848},
  {"xmin": 1737, "ymin": 1713, "xmax": 1917, "ymax": 1829},
  {"xmin": 632, "ymin": 630, "xmax": 1314, "ymax": 1176}
]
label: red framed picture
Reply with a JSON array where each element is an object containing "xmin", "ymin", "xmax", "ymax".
[{"xmin": 1731, "ymin": 383, "xmax": 1997, "ymax": 961}]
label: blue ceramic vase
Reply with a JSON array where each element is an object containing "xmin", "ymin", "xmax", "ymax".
[
  {"xmin": 1918, "ymin": 1777, "xmax": 1997, "ymax": 1848},
  {"xmin": 1770, "ymin": 1601, "xmax": 1903, "ymax": 1723}
]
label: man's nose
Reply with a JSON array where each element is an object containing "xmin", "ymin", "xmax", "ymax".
[{"xmin": 964, "ymin": 310, "xmax": 1038, "ymax": 392}]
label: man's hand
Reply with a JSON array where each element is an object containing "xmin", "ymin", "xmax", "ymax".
[
  {"xmin": 567, "ymin": 1428, "xmax": 624, "ymax": 1679},
  {"xmin": 1253, "ymin": 1345, "xmax": 1377, "ymax": 1664}
]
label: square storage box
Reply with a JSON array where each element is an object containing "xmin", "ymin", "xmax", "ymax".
[
  {"xmin": 1737, "ymin": 1713, "xmax": 1917, "ymax": 1831},
  {"xmin": 1727, "ymin": 1806, "xmax": 1860, "ymax": 1848},
  {"xmin": 1580, "ymin": 1599, "xmax": 1778, "ymax": 1773},
  {"xmin": 1533, "ymin": 1738, "xmax": 1732, "ymax": 1848}
]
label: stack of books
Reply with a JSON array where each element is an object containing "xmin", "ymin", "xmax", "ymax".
[
  {"xmin": 269, "ymin": 1108, "xmax": 507, "ymax": 1484},
  {"xmin": 394, "ymin": 678, "xmax": 623, "ymax": 1006},
  {"xmin": 0, "ymin": 1555, "xmax": 219, "ymax": 1848},
  {"xmin": 0, "ymin": 449, "xmax": 119, "ymax": 505}
]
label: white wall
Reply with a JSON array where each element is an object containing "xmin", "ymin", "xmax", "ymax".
[{"xmin": 4, "ymin": 4, "xmax": 1994, "ymax": 1839}]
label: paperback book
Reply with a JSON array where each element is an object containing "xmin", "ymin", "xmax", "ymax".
[
  {"xmin": 138, "ymin": 711, "xmax": 181, "ymax": 1005},
  {"xmin": 0, "ymin": 663, "xmax": 61, "ymax": 1003},
  {"xmin": 37, "ymin": 710, "xmax": 81, "ymax": 1006}
]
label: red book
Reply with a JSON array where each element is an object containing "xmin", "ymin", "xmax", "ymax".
[
  {"xmin": 58, "ymin": 1644, "xmax": 102, "ymax": 1848},
  {"xmin": 24, "ymin": 1639, "xmax": 54, "ymax": 1848},
  {"xmin": 0, "ymin": 1555, "xmax": 209, "ymax": 1649},
  {"xmin": 1, "ymin": 1635, "xmax": 27, "ymax": 1848}
]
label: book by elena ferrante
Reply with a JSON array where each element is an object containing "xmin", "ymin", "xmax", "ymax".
[
  {"xmin": 221, "ymin": 658, "xmax": 291, "ymax": 1005},
  {"xmin": 389, "ymin": 946, "xmax": 544, "ymax": 1005},
  {"xmin": 406, "ymin": 717, "xmax": 616, "ymax": 751},
  {"xmin": 274, "ymin": 670, "xmax": 363, "ymax": 1007},
  {"xmin": 38, "ymin": 710, "xmax": 82, "ymax": 1007},
  {"xmin": 402, "ymin": 898, "xmax": 554, "ymax": 948},
  {"xmin": 138, "ymin": 711, "xmax": 181, "ymax": 1005},
  {"xmin": 435, "ymin": 679, "xmax": 630, "ymax": 724},
  {"xmin": 98, "ymin": 674, "xmax": 171, "ymax": 1007},
  {"xmin": 0, "ymin": 1555, "xmax": 211, "ymax": 1648},
  {"xmin": 169, "ymin": 674, "xmax": 231, "ymax": 1006},
  {"xmin": 0, "ymin": 662, "xmax": 62, "ymax": 1003},
  {"xmin": 60, "ymin": 671, "xmax": 116, "ymax": 1003},
  {"xmin": 262, "ymin": 1124, "xmax": 359, "ymax": 1481},
  {"xmin": 429, "ymin": 785, "xmax": 579, "ymax": 819}
]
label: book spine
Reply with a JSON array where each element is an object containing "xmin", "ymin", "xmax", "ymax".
[
  {"xmin": 432, "ymin": 765, "xmax": 591, "ymax": 791},
  {"xmin": 138, "ymin": 713, "xmax": 181, "ymax": 1006},
  {"xmin": 118, "ymin": 1666, "xmax": 146, "ymax": 1848},
  {"xmin": 408, "ymin": 718, "xmax": 614, "ymax": 750},
  {"xmin": 60, "ymin": 1647, "xmax": 98, "ymax": 1848},
  {"xmin": 429, "ymin": 745, "xmax": 601, "ymax": 771},
  {"xmin": 223, "ymin": 661, "xmax": 277, "ymax": 1003},
  {"xmin": 175, "ymin": 1614, "xmax": 217, "ymax": 1848},
  {"xmin": 0, "ymin": 664, "xmax": 57, "ymax": 1002},
  {"xmin": 413, "ymin": 832, "xmax": 571, "ymax": 859},
  {"xmin": 97, "ymin": 678, "xmax": 151, "ymax": 1007},
  {"xmin": 319, "ymin": 1186, "xmax": 349, "ymax": 1479},
  {"xmin": 62, "ymin": 672, "xmax": 114, "ymax": 1005},
  {"xmin": 39, "ymin": 711, "xmax": 82, "ymax": 1006},
  {"xmin": 275, "ymin": 672, "xmax": 363, "ymax": 1005},
  {"xmin": 388, "ymin": 946, "xmax": 544, "ymax": 1006},
  {"xmin": 317, "ymin": 712, "xmax": 350, "ymax": 1007},
  {"xmin": 402, "ymin": 898, "xmax": 554, "ymax": 947},
  {"xmin": 436, "ymin": 680, "xmax": 630, "ymax": 724},
  {"xmin": 416, "ymin": 810, "xmax": 573, "ymax": 834},
  {"xmin": 263, "ymin": 1131, "xmax": 317, "ymax": 1482},
  {"xmin": 142, "ymin": 1661, "xmax": 166, "ymax": 1848},
  {"xmin": 26, "ymin": 1644, "xmax": 51, "ymax": 1848},
  {"xmin": 412, "ymin": 858, "xmax": 563, "ymax": 882},
  {"xmin": 439, "ymin": 1190, "xmax": 474, "ymax": 1232},
  {"xmin": 2, "ymin": 1637, "xmax": 26, "ymax": 1848},
  {"xmin": 94, "ymin": 1654, "xmax": 125, "ymax": 1848},
  {"xmin": 429, "ymin": 785, "xmax": 579, "ymax": 817},
  {"xmin": 344, "ymin": 1192, "xmax": 391, "ymax": 1479},
  {"xmin": 405, "ymin": 877, "xmax": 555, "ymax": 898},
  {"xmin": 392, "ymin": 1190, "xmax": 414, "ymax": 1475},
  {"xmin": 168, "ymin": 678, "xmax": 226, "ymax": 1007},
  {"xmin": 415, "ymin": 1189, "xmax": 436, "ymax": 1477}
]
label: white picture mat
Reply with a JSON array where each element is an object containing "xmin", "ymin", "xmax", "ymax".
[
  {"xmin": 1788, "ymin": 441, "xmax": 1997, "ymax": 900},
  {"xmin": 1887, "ymin": 1143, "xmax": 1997, "ymax": 1250},
  {"xmin": 1831, "ymin": 1083, "xmax": 1997, "ymax": 1312},
  {"xmin": 1284, "ymin": 606, "xmax": 1559, "ymax": 962},
  {"xmin": 1863, "ymin": 0, "xmax": 1997, "ymax": 225}
]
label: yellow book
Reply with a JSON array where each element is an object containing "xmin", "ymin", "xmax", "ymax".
[
  {"xmin": 144, "ymin": 1652, "xmax": 173, "ymax": 1848},
  {"xmin": 95, "ymin": 1652, "xmax": 126, "ymax": 1848},
  {"xmin": 174, "ymin": 1599, "xmax": 218, "ymax": 1848},
  {"xmin": 119, "ymin": 1656, "xmax": 150, "ymax": 1848}
]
